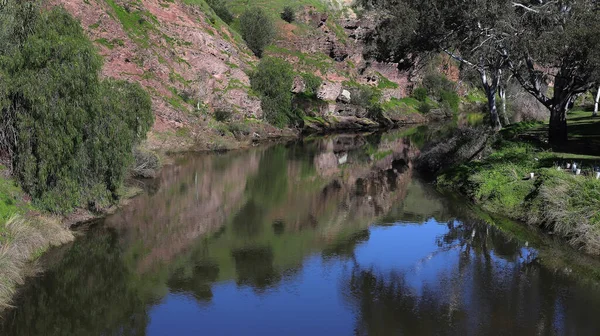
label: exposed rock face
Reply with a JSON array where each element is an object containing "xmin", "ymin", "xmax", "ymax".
[
  {"xmin": 317, "ymin": 81, "xmax": 343, "ymax": 102},
  {"xmin": 50, "ymin": 0, "xmax": 262, "ymax": 138},
  {"xmin": 339, "ymin": 89, "xmax": 352, "ymax": 103},
  {"xmin": 292, "ymin": 76, "xmax": 306, "ymax": 93},
  {"xmin": 51, "ymin": 0, "xmax": 444, "ymax": 145},
  {"xmin": 303, "ymin": 115, "xmax": 379, "ymax": 133}
]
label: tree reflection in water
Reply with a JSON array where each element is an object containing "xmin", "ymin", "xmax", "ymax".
[
  {"xmin": 341, "ymin": 219, "xmax": 600, "ymax": 336},
  {"xmin": 3, "ymin": 126, "xmax": 600, "ymax": 335}
]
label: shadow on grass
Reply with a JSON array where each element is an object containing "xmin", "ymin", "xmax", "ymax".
[{"xmin": 517, "ymin": 113, "xmax": 600, "ymax": 156}]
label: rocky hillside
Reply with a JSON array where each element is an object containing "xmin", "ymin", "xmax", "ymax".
[{"xmin": 49, "ymin": 0, "xmax": 439, "ymax": 150}]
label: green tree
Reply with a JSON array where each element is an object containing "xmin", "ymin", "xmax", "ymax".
[
  {"xmin": 0, "ymin": 4, "xmax": 153, "ymax": 212},
  {"xmin": 507, "ymin": 1, "xmax": 600, "ymax": 144},
  {"xmin": 364, "ymin": 0, "xmax": 512, "ymax": 130},
  {"xmin": 251, "ymin": 57, "xmax": 295, "ymax": 127},
  {"xmin": 366, "ymin": 0, "xmax": 600, "ymax": 143},
  {"xmin": 239, "ymin": 7, "xmax": 275, "ymax": 57}
]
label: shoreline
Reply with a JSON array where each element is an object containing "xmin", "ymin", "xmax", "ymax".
[
  {"xmin": 0, "ymin": 126, "xmax": 304, "ymax": 311},
  {"xmin": 423, "ymin": 122, "xmax": 600, "ymax": 257}
]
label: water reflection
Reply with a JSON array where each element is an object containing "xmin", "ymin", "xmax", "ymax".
[
  {"xmin": 3, "ymin": 126, "xmax": 600, "ymax": 335},
  {"xmin": 343, "ymin": 220, "xmax": 600, "ymax": 336}
]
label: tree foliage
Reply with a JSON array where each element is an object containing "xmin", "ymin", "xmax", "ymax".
[
  {"xmin": 251, "ymin": 57, "xmax": 295, "ymax": 127},
  {"xmin": 281, "ymin": 6, "xmax": 295, "ymax": 23},
  {"xmin": 240, "ymin": 7, "xmax": 276, "ymax": 57},
  {"xmin": 205, "ymin": 0, "xmax": 233, "ymax": 24},
  {"xmin": 366, "ymin": 0, "xmax": 600, "ymax": 143},
  {"xmin": 507, "ymin": 1, "xmax": 600, "ymax": 144},
  {"xmin": 0, "ymin": 2, "xmax": 153, "ymax": 212}
]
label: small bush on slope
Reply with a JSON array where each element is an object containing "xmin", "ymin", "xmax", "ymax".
[
  {"xmin": 281, "ymin": 6, "xmax": 295, "ymax": 23},
  {"xmin": 240, "ymin": 7, "xmax": 275, "ymax": 57},
  {"xmin": 251, "ymin": 57, "xmax": 295, "ymax": 127},
  {"xmin": 205, "ymin": 0, "xmax": 234, "ymax": 24}
]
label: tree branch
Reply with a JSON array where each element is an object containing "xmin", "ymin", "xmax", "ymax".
[{"xmin": 512, "ymin": 2, "xmax": 539, "ymax": 13}]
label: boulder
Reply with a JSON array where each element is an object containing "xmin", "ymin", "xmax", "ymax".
[
  {"xmin": 317, "ymin": 81, "xmax": 342, "ymax": 101},
  {"xmin": 338, "ymin": 89, "xmax": 351, "ymax": 103},
  {"xmin": 292, "ymin": 76, "xmax": 306, "ymax": 93}
]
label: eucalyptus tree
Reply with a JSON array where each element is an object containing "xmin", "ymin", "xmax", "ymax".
[
  {"xmin": 363, "ymin": 0, "xmax": 515, "ymax": 130},
  {"xmin": 506, "ymin": 0, "xmax": 600, "ymax": 144}
]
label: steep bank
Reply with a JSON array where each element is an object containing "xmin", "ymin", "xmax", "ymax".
[{"xmin": 47, "ymin": 0, "xmax": 454, "ymax": 150}]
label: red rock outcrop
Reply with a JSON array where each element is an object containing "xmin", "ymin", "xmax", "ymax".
[{"xmin": 50, "ymin": 0, "xmax": 262, "ymax": 146}]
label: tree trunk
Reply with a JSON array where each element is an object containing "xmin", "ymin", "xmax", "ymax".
[
  {"xmin": 481, "ymin": 70, "xmax": 502, "ymax": 130},
  {"xmin": 498, "ymin": 86, "xmax": 509, "ymax": 126},
  {"xmin": 594, "ymin": 87, "xmax": 599, "ymax": 117},
  {"xmin": 485, "ymin": 89, "xmax": 502, "ymax": 130},
  {"xmin": 548, "ymin": 103, "xmax": 568, "ymax": 146}
]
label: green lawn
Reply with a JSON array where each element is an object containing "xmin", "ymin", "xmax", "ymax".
[{"xmin": 518, "ymin": 110, "xmax": 600, "ymax": 155}]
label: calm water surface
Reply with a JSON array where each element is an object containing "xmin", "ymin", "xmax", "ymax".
[{"xmin": 3, "ymin": 128, "xmax": 600, "ymax": 335}]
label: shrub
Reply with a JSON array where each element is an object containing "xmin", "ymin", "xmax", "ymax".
[
  {"xmin": 214, "ymin": 108, "xmax": 233, "ymax": 122},
  {"xmin": 411, "ymin": 87, "xmax": 428, "ymax": 102},
  {"xmin": 132, "ymin": 147, "xmax": 161, "ymax": 179},
  {"xmin": 418, "ymin": 102, "xmax": 432, "ymax": 114},
  {"xmin": 281, "ymin": 6, "xmax": 295, "ymax": 23},
  {"xmin": 507, "ymin": 82, "xmax": 549, "ymax": 122},
  {"xmin": 228, "ymin": 121, "xmax": 251, "ymax": 135},
  {"xmin": 422, "ymin": 73, "xmax": 455, "ymax": 98},
  {"xmin": 205, "ymin": 0, "xmax": 234, "ymax": 24},
  {"xmin": 440, "ymin": 89, "xmax": 460, "ymax": 113},
  {"xmin": 350, "ymin": 85, "xmax": 381, "ymax": 108},
  {"xmin": 301, "ymin": 73, "xmax": 322, "ymax": 97},
  {"xmin": 240, "ymin": 7, "xmax": 276, "ymax": 57},
  {"xmin": 251, "ymin": 57, "xmax": 295, "ymax": 127},
  {"xmin": 0, "ymin": 6, "xmax": 153, "ymax": 212}
]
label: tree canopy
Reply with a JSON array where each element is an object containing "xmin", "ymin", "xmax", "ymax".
[
  {"xmin": 365, "ymin": 0, "xmax": 600, "ymax": 144},
  {"xmin": 240, "ymin": 7, "xmax": 276, "ymax": 58},
  {"xmin": 0, "ymin": 1, "xmax": 153, "ymax": 212}
]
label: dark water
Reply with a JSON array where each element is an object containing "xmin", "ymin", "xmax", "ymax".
[{"xmin": 3, "ymin": 127, "xmax": 600, "ymax": 336}]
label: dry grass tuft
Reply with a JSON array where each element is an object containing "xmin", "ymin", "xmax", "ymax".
[
  {"xmin": 0, "ymin": 215, "xmax": 73, "ymax": 311},
  {"xmin": 534, "ymin": 172, "xmax": 600, "ymax": 254}
]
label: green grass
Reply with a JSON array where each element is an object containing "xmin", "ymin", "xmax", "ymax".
[
  {"xmin": 512, "ymin": 109, "xmax": 600, "ymax": 155},
  {"xmin": 265, "ymin": 45, "xmax": 335, "ymax": 74},
  {"xmin": 224, "ymin": 0, "xmax": 328, "ymax": 17},
  {"xmin": 377, "ymin": 73, "xmax": 399, "ymax": 89},
  {"xmin": 105, "ymin": 0, "xmax": 158, "ymax": 48},
  {"xmin": 0, "ymin": 170, "xmax": 33, "ymax": 242},
  {"xmin": 381, "ymin": 97, "xmax": 438, "ymax": 115},
  {"xmin": 464, "ymin": 89, "xmax": 487, "ymax": 103},
  {"xmin": 438, "ymin": 126, "xmax": 600, "ymax": 254}
]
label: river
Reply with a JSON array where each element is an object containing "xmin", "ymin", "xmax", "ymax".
[{"xmin": 2, "ymin": 126, "xmax": 600, "ymax": 335}]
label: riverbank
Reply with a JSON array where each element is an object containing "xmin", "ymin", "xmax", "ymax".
[
  {"xmin": 0, "ymin": 120, "xmax": 298, "ymax": 311},
  {"xmin": 0, "ymin": 112, "xmax": 423, "ymax": 310},
  {"xmin": 431, "ymin": 111, "xmax": 600, "ymax": 255},
  {"xmin": 0, "ymin": 168, "xmax": 150, "ymax": 311}
]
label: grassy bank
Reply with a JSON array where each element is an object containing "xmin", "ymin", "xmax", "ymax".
[
  {"xmin": 437, "ymin": 112, "xmax": 600, "ymax": 254},
  {"xmin": 0, "ymin": 169, "xmax": 74, "ymax": 310}
]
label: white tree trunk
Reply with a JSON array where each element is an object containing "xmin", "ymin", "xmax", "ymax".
[
  {"xmin": 498, "ymin": 86, "xmax": 509, "ymax": 125},
  {"xmin": 482, "ymin": 69, "xmax": 502, "ymax": 130},
  {"xmin": 594, "ymin": 87, "xmax": 600, "ymax": 117}
]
